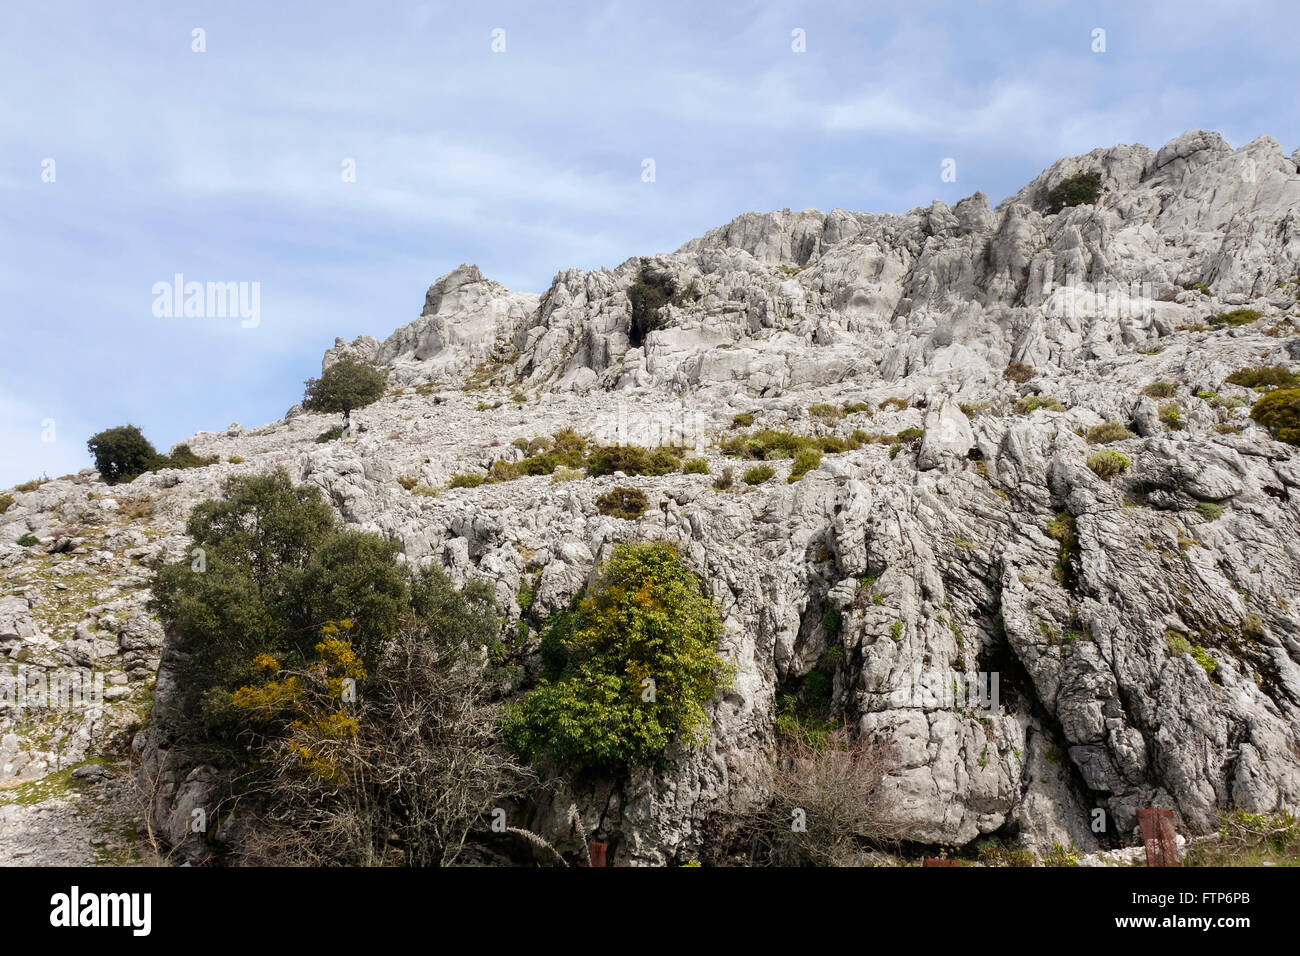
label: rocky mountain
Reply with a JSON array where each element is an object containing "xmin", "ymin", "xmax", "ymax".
[{"xmin": 3, "ymin": 129, "xmax": 1300, "ymax": 865}]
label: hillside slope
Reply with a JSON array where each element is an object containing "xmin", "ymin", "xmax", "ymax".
[{"xmin": 4, "ymin": 129, "xmax": 1300, "ymax": 865}]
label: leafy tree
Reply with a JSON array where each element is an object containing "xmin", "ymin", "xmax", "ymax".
[
  {"xmin": 502, "ymin": 541, "xmax": 731, "ymax": 775},
  {"xmin": 303, "ymin": 356, "xmax": 387, "ymax": 425},
  {"xmin": 149, "ymin": 469, "xmax": 405, "ymax": 751},
  {"xmin": 626, "ymin": 268, "xmax": 685, "ymax": 347},
  {"xmin": 87, "ymin": 424, "xmax": 158, "ymax": 485},
  {"xmin": 1046, "ymin": 170, "xmax": 1103, "ymax": 214}
]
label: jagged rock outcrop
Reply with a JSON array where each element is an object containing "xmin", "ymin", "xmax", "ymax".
[{"xmin": 5, "ymin": 129, "xmax": 1300, "ymax": 866}]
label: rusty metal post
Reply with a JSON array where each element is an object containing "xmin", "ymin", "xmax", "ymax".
[
  {"xmin": 588, "ymin": 840, "xmax": 608, "ymax": 867},
  {"xmin": 1136, "ymin": 807, "xmax": 1179, "ymax": 866}
]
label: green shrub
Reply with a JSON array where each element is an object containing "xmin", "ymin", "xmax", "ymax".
[
  {"xmin": 1214, "ymin": 423, "xmax": 1241, "ymax": 435},
  {"xmin": 397, "ymin": 476, "xmax": 418, "ymax": 491},
  {"xmin": 1046, "ymin": 512, "xmax": 1079, "ymax": 587},
  {"xmin": 880, "ymin": 397, "xmax": 910, "ymax": 412},
  {"xmin": 1143, "ymin": 381, "xmax": 1178, "ymax": 399},
  {"xmin": 808, "ymin": 403, "xmax": 841, "ymax": 421},
  {"xmin": 1015, "ymin": 395, "xmax": 1066, "ymax": 414},
  {"xmin": 1165, "ymin": 630, "xmax": 1216, "ymax": 674},
  {"xmin": 411, "ymin": 484, "xmax": 439, "ymax": 497},
  {"xmin": 550, "ymin": 466, "xmax": 584, "ymax": 483},
  {"xmin": 17, "ymin": 533, "xmax": 39, "ymax": 548},
  {"xmin": 713, "ymin": 467, "xmax": 734, "ymax": 491},
  {"xmin": 1087, "ymin": 422, "xmax": 1135, "ymax": 444},
  {"xmin": 595, "ymin": 486, "xmax": 648, "ymax": 519},
  {"xmin": 743, "ymin": 464, "xmax": 774, "ymax": 485},
  {"xmin": 1211, "ymin": 308, "xmax": 1263, "ymax": 327},
  {"xmin": 787, "ymin": 448, "xmax": 822, "ymax": 482},
  {"xmin": 1226, "ymin": 366, "xmax": 1300, "ymax": 389},
  {"xmin": 227, "ymin": 456, "xmax": 245, "ymax": 464},
  {"xmin": 0, "ymin": 494, "xmax": 12, "ymax": 514},
  {"xmin": 585, "ymin": 444, "xmax": 680, "ymax": 477},
  {"xmin": 1250, "ymin": 388, "xmax": 1300, "ymax": 445},
  {"xmin": 1087, "ymin": 450, "xmax": 1131, "ymax": 479},
  {"xmin": 448, "ymin": 473, "xmax": 485, "ymax": 488},
  {"xmin": 87, "ymin": 425, "xmax": 158, "ymax": 485},
  {"xmin": 730, "ymin": 412, "xmax": 755, "ymax": 429},
  {"xmin": 889, "ymin": 621, "xmax": 904, "ymax": 641},
  {"xmin": 315, "ymin": 426, "xmax": 344, "ymax": 443},
  {"xmin": 1194, "ymin": 501, "xmax": 1225, "ymax": 521},
  {"xmin": 156, "ymin": 444, "xmax": 220, "ymax": 471},
  {"xmin": 682, "ymin": 457, "xmax": 709, "ymax": 474},
  {"xmin": 502, "ymin": 542, "xmax": 730, "ymax": 774},
  {"xmin": 1003, "ymin": 362, "xmax": 1036, "ymax": 384},
  {"xmin": 841, "ymin": 401, "xmax": 872, "ymax": 415},
  {"xmin": 895, "ymin": 427, "xmax": 923, "ymax": 442},
  {"xmin": 719, "ymin": 429, "xmax": 818, "ymax": 460},
  {"xmin": 1046, "ymin": 170, "xmax": 1102, "ymax": 214},
  {"xmin": 626, "ymin": 269, "xmax": 685, "ymax": 347},
  {"xmin": 303, "ymin": 356, "xmax": 387, "ymax": 425},
  {"xmin": 1159, "ymin": 401, "xmax": 1184, "ymax": 430}
]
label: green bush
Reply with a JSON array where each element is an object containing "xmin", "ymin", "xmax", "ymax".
[
  {"xmin": 807, "ymin": 403, "xmax": 841, "ymax": 421},
  {"xmin": 627, "ymin": 269, "xmax": 685, "ymax": 347},
  {"xmin": 148, "ymin": 469, "xmax": 409, "ymax": 752},
  {"xmin": 880, "ymin": 397, "xmax": 910, "ymax": 411},
  {"xmin": 1003, "ymin": 362, "xmax": 1036, "ymax": 384},
  {"xmin": 1159, "ymin": 401, "xmax": 1184, "ymax": 430},
  {"xmin": 303, "ymin": 356, "xmax": 387, "ymax": 425},
  {"xmin": 156, "ymin": 444, "xmax": 220, "ymax": 471},
  {"xmin": 895, "ymin": 427, "xmax": 923, "ymax": 442},
  {"xmin": 448, "ymin": 473, "xmax": 485, "ymax": 488},
  {"xmin": 842, "ymin": 401, "xmax": 872, "ymax": 415},
  {"xmin": 17, "ymin": 533, "xmax": 39, "ymax": 548},
  {"xmin": 1194, "ymin": 501, "xmax": 1225, "ymax": 521},
  {"xmin": 315, "ymin": 426, "xmax": 345, "ymax": 444},
  {"xmin": 1227, "ymin": 366, "xmax": 1300, "ymax": 389},
  {"xmin": 87, "ymin": 424, "xmax": 158, "ymax": 485},
  {"xmin": 713, "ymin": 467, "xmax": 734, "ymax": 491},
  {"xmin": 585, "ymin": 444, "xmax": 680, "ymax": 477},
  {"xmin": 502, "ymin": 542, "xmax": 730, "ymax": 774},
  {"xmin": 1165, "ymin": 631, "xmax": 1216, "ymax": 674},
  {"xmin": 1211, "ymin": 308, "xmax": 1263, "ymax": 327},
  {"xmin": 720, "ymin": 429, "xmax": 818, "ymax": 460},
  {"xmin": 730, "ymin": 412, "xmax": 755, "ymax": 429},
  {"xmin": 743, "ymin": 464, "xmax": 774, "ymax": 485},
  {"xmin": 787, "ymin": 448, "xmax": 822, "ymax": 482},
  {"xmin": 1143, "ymin": 381, "xmax": 1178, "ymax": 398},
  {"xmin": 1046, "ymin": 170, "xmax": 1102, "ymax": 214},
  {"xmin": 682, "ymin": 457, "xmax": 709, "ymax": 474},
  {"xmin": 1087, "ymin": 450, "xmax": 1131, "ymax": 479},
  {"xmin": 595, "ymin": 486, "xmax": 648, "ymax": 519},
  {"xmin": 227, "ymin": 456, "xmax": 245, "ymax": 464},
  {"xmin": 1087, "ymin": 422, "xmax": 1135, "ymax": 444},
  {"xmin": 1015, "ymin": 396, "xmax": 1066, "ymax": 414},
  {"xmin": 0, "ymin": 494, "xmax": 12, "ymax": 515},
  {"xmin": 1250, "ymin": 388, "xmax": 1300, "ymax": 445}
]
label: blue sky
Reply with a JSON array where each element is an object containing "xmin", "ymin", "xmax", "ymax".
[{"xmin": 2, "ymin": 0, "xmax": 1297, "ymax": 487}]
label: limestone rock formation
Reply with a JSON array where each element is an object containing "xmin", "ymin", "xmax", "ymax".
[{"xmin": 5, "ymin": 129, "xmax": 1300, "ymax": 865}]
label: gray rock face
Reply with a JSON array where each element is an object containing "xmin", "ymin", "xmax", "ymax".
[{"xmin": 6, "ymin": 129, "xmax": 1300, "ymax": 865}]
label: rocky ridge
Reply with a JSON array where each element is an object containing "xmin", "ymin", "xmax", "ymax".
[{"xmin": 4, "ymin": 129, "xmax": 1300, "ymax": 865}]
